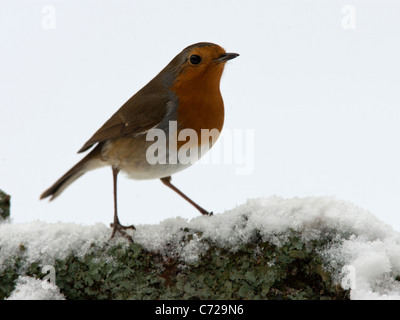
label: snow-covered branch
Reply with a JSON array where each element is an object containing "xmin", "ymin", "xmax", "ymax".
[{"xmin": 1, "ymin": 196, "xmax": 400, "ymax": 300}]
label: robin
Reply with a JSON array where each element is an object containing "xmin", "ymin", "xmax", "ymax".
[{"xmin": 40, "ymin": 42, "xmax": 239, "ymax": 241}]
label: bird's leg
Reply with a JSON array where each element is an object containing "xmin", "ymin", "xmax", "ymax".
[
  {"xmin": 110, "ymin": 166, "xmax": 135, "ymax": 242},
  {"xmin": 160, "ymin": 176, "xmax": 213, "ymax": 216}
]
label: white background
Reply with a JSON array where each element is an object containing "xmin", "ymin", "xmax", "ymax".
[{"xmin": 1, "ymin": 0, "xmax": 399, "ymax": 231}]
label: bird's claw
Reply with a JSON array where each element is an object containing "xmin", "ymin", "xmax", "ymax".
[
  {"xmin": 110, "ymin": 221, "xmax": 136, "ymax": 242},
  {"xmin": 199, "ymin": 208, "xmax": 213, "ymax": 216}
]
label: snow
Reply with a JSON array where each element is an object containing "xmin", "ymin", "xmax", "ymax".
[
  {"xmin": 6, "ymin": 276, "xmax": 65, "ymax": 300},
  {"xmin": 0, "ymin": 221, "xmax": 110, "ymax": 272},
  {"xmin": 1, "ymin": 196, "xmax": 400, "ymax": 300}
]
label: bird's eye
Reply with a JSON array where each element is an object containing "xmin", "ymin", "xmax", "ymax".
[{"xmin": 189, "ymin": 55, "xmax": 202, "ymax": 65}]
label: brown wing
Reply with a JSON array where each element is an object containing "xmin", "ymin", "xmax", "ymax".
[{"xmin": 78, "ymin": 90, "xmax": 170, "ymax": 153}]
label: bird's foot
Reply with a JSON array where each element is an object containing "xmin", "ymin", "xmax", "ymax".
[
  {"xmin": 199, "ymin": 208, "xmax": 213, "ymax": 216},
  {"xmin": 110, "ymin": 220, "xmax": 136, "ymax": 242}
]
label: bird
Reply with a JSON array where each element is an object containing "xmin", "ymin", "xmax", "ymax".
[{"xmin": 40, "ymin": 42, "xmax": 239, "ymax": 241}]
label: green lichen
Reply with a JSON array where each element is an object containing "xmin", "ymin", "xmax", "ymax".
[{"xmin": 1, "ymin": 231, "xmax": 348, "ymax": 300}]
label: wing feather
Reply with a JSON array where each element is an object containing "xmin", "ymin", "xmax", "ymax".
[{"xmin": 78, "ymin": 89, "xmax": 171, "ymax": 153}]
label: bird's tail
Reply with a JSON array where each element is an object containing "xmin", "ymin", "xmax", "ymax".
[{"xmin": 40, "ymin": 144, "xmax": 106, "ymax": 201}]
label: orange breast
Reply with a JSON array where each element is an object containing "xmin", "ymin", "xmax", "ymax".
[{"xmin": 171, "ymin": 64, "xmax": 225, "ymax": 149}]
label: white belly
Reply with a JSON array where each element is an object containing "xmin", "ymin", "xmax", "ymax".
[{"xmin": 101, "ymin": 137, "xmax": 194, "ymax": 180}]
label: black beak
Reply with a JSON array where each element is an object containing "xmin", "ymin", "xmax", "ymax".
[{"xmin": 217, "ymin": 52, "xmax": 239, "ymax": 62}]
